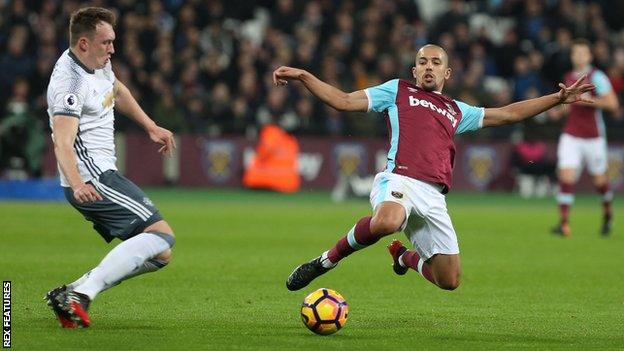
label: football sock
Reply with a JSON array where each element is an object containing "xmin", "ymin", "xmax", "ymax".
[
  {"xmin": 67, "ymin": 271, "xmax": 91, "ymax": 291},
  {"xmin": 326, "ymin": 216, "xmax": 374, "ymax": 265},
  {"xmin": 557, "ymin": 181, "xmax": 574, "ymax": 224},
  {"xmin": 400, "ymin": 250, "xmax": 435, "ymax": 284},
  {"xmin": 68, "ymin": 257, "xmax": 168, "ymax": 291},
  {"xmin": 320, "ymin": 251, "xmax": 336, "ymax": 269},
  {"xmin": 73, "ymin": 232, "xmax": 174, "ymax": 300},
  {"xmin": 596, "ymin": 184, "xmax": 613, "ymax": 220}
]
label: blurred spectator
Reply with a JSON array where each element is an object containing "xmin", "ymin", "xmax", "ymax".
[
  {"xmin": 256, "ymin": 88, "xmax": 298, "ymax": 132},
  {"xmin": 0, "ymin": 25, "xmax": 35, "ymax": 101},
  {"xmin": 293, "ymin": 97, "xmax": 321, "ymax": 135},
  {"xmin": 228, "ymin": 97, "xmax": 255, "ymax": 135},
  {"xmin": 517, "ymin": 0, "xmax": 546, "ymax": 46},
  {"xmin": 543, "ymin": 27, "xmax": 573, "ymax": 84},
  {"xmin": 0, "ymin": 78, "xmax": 45, "ymax": 177},
  {"xmin": 206, "ymin": 82, "xmax": 233, "ymax": 134},
  {"xmin": 510, "ymin": 138, "xmax": 556, "ymax": 199},
  {"xmin": 153, "ymin": 88, "xmax": 188, "ymax": 133},
  {"xmin": 271, "ymin": 0, "xmax": 297, "ymax": 34},
  {"xmin": 512, "ymin": 55, "xmax": 542, "ymax": 101}
]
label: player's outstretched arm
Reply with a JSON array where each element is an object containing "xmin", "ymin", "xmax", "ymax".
[
  {"xmin": 114, "ymin": 80, "xmax": 176, "ymax": 156},
  {"xmin": 482, "ymin": 75, "xmax": 595, "ymax": 127},
  {"xmin": 52, "ymin": 115, "xmax": 103, "ymax": 203},
  {"xmin": 273, "ymin": 66, "xmax": 369, "ymax": 112}
]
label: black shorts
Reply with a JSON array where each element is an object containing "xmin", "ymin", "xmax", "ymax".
[{"xmin": 64, "ymin": 170, "xmax": 163, "ymax": 242}]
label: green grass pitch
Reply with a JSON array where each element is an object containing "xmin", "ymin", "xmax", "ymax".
[{"xmin": 2, "ymin": 189, "xmax": 623, "ymax": 350}]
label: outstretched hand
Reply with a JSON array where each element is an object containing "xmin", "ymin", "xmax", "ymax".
[
  {"xmin": 273, "ymin": 66, "xmax": 306, "ymax": 86},
  {"xmin": 148, "ymin": 125, "xmax": 176, "ymax": 156},
  {"xmin": 556, "ymin": 74, "xmax": 596, "ymax": 104}
]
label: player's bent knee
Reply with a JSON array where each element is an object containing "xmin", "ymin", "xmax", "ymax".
[
  {"xmin": 155, "ymin": 249, "xmax": 173, "ymax": 265},
  {"xmin": 436, "ymin": 271, "xmax": 460, "ymax": 290},
  {"xmin": 592, "ymin": 175, "xmax": 608, "ymax": 187},
  {"xmin": 145, "ymin": 220, "xmax": 175, "ymax": 237},
  {"xmin": 370, "ymin": 216, "xmax": 403, "ymax": 235},
  {"xmin": 146, "ymin": 231, "xmax": 176, "ymax": 248},
  {"xmin": 558, "ymin": 169, "xmax": 576, "ymax": 184},
  {"xmin": 437, "ymin": 278, "xmax": 460, "ymax": 291}
]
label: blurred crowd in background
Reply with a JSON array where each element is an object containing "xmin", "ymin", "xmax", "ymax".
[{"xmin": 1, "ymin": 0, "xmax": 624, "ymax": 177}]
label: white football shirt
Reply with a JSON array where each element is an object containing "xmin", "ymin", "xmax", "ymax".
[{"xmin": 47, "ymin": 49, "xmax": 117, "ymax": 186}]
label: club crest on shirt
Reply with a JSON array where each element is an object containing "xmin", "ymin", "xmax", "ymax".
[
  {"xmin": 391, "ymin": 191, "xmax": 403, "ymax": 199},
  {"xmin": 63, "ymin": 93, "xmax": 77, "ymax": 109},
  {"xmin": 102, "ymin": 89, "xmax": 115, "ymax": 108}
]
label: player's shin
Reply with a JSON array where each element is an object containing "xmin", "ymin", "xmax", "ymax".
[
  {"xmin": 596, "ymin": 184, "xmax": 613, "ymax": 219},
  {"xmin": 72, "ymin": 232, "xmax": 175, "ymax": 300},
  {"xmin": 67, "ymin": 256, "xmax": 168, "ymax": 294},
  {"xmin": 557, "ymin": 181, "xmax": 574, "ymax": 225},
  {"xmin": 325, "ymin": 216, "xmax": 376, "ymax": 267}
]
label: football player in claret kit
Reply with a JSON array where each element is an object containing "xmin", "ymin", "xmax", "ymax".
[
  {"xmin": 552, "ymin": 39, "xmax": 620, "ymax": 237},
  {"xmin": 44, "ymin": 7, "xmax": 177, "ymax": 328},
  {"xmin": 274, "ymin": 44, "xmax": 595, "ymax": 292}
]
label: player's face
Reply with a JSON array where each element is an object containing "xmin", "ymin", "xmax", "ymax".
[
  {"xmin": 571, "ymin": 44, "xmax": 592, "ymax": 69},
  {"xmin": 86, "ymin": 22, "xmax": 115, "ymax": 69},
  {"xmin": 412, "ymin": 47, "xmax": 451, "ymax": 92}
]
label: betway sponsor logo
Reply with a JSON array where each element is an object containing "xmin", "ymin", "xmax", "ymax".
[{"xmin": 408, "ymin": 96, "xmax": 458, "ymax": 128}]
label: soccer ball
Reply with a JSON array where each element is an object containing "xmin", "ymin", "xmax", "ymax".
[{"xmin": 300, "ymin": 288, "xmax": 348, "ymax": 335}]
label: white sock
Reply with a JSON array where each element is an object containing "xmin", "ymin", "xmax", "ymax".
[
  {"xmin": 320, "ymin": 251, "xmax": 337, "ymax": 269},
  {"xmin": 398, "ymin": 254, "xmax": 406, "ymax": 268},
  {"xmin": 73, "ymin": 233, "xmax": 172, "ymax": 300},
  {"xmin": 67, "ymin": 271, "xmax": 92, "ymax": 291},
  {"xmin": 416, "ymin": 258, "xmax": 425, "ymax": 276},
  {"xmin": 68, "ymin": 258, "xmax": 168, "ymax": 293},
  {"xmin": 121, "ymin": 257, "xmax": 168, "ymax": 281}
]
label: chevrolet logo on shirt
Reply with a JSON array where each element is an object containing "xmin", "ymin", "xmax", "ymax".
[{"xmin": 102, "ymin": 89, "xmax": 115, "ymax": 108}]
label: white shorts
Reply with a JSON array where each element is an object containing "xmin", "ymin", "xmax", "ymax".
[
  {"xmin": 557, "ymin": 133, "xmax": 608, "ymax": 175},
  {"xmin": 369, "ymin": 172, "xmax": 459, "ymax": 260}
]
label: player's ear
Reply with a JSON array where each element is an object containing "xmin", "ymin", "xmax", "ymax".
[
  {"xmin": 411, "ymin": 66, "xmax": 417, "ymax": 79},
  {"xmin": 444, "ymin": 67, "xmax": 452, "ymax": 80},
  {"xmin": 78, "ymin": 37, "xmax": 89, "ymax": 52}
]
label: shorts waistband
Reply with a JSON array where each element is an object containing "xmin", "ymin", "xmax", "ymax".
[
  {"xmin": 425, "ymin": 181, "xmax": 444, "ymax": 193},
  {"xmin": 380, "ymin": 172, "xmax": 446, "ymax": 193},
  {"xmin": 412, "ymin": 178, "xmax": 444, "ymax": 193}
]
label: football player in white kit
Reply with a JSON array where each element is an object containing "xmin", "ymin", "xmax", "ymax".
[{"xmin": 44, "ymin": 7, "xmax": 177, "ymax": 328}]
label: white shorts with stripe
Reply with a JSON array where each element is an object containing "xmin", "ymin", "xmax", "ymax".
[
  {"xmin": 557, "ymin": 133, "xmax": 608, "ymax": 175},
  {"xmin": 369, "ymin": 172, "xmax": 459, "ymax": 260}
]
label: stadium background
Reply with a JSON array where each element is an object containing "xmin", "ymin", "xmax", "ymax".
[{"xmin": 1, "ymin": 0, "xmax": 624, "ymax": 194}]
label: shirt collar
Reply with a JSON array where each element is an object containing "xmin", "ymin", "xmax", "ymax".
[{"xmin": 68, "ymin": 49, "xmax": 95, "ymax": 74}]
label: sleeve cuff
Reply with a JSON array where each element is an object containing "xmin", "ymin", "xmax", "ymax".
[
  {"xmin": 53, "ymin": 112, "xmax": 80, "ymax": 118},
  {"xmin": 364, "ymin": 89, "xmax": 373, "ymax": 112},
  {"xmin": 477, "ymin": 107, "xmax": 485, "ymax": 128}
]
